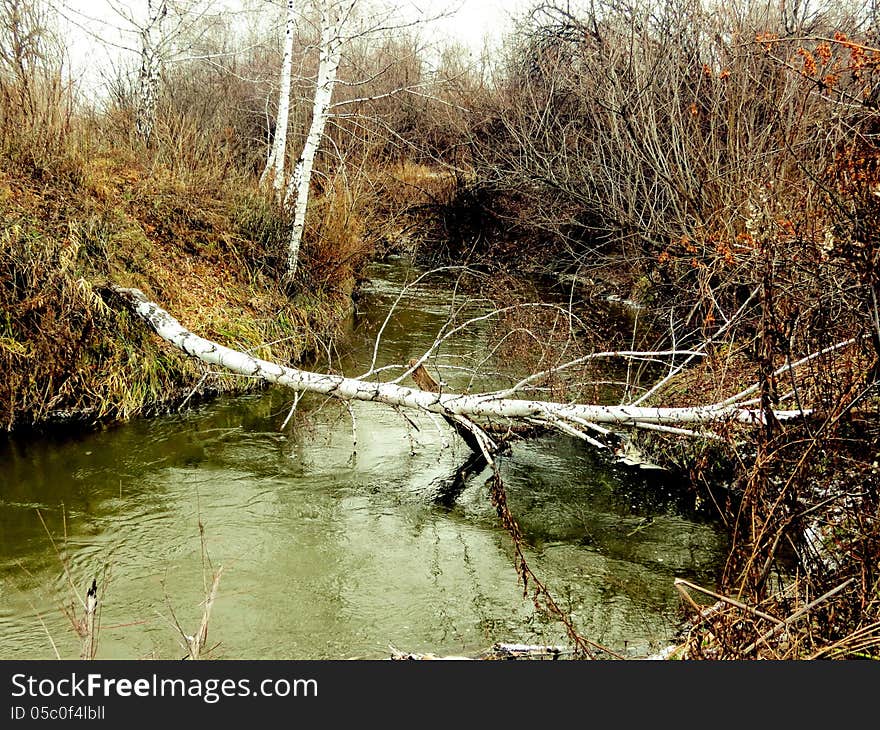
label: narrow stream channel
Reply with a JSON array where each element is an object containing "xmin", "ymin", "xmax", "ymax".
[{"xmin": 0, "ymin": 258, "xmax": 726, "ymax": 659}]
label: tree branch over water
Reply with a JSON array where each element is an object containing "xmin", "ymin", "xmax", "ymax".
[{"xmin": 108, "ymin": 285, "xmax": 814, "ymax": 445}]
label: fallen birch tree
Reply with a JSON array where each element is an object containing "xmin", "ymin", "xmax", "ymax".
[
  {"xmin": 108, "ymin": 285, "xmax": 811, "ymax": 449},
  {"xmin": 107, "ymin": 283, "xmax": 854, "ymax": 659}
]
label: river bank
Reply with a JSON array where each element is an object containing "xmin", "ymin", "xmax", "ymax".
[{"xmin": 0, "ymin": 139, "xmax": 365, "ymax": 433}]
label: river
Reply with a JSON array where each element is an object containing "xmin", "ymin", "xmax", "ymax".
[{"xmin": 0, "ymin": 258, "xmax": 726, "ymax": 659}]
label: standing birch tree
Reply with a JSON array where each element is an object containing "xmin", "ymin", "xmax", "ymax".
[
  {"xmin": 282, "ymin": 0, "xmax": 353, "ymax": 279},
  {"xmin": 253, "ymin": 0, "xmax": 450, "ymax": 280},
  {"xmin": 60, "ymin": 0, "xmax": 227, "ymax": 143},
  {"xmin": 135, "ymin": 0, "xmax": 168, "ymax": 143},
  {"xmin": 259, "ymin": 0, "xmax": 296, "ymax": 196}
]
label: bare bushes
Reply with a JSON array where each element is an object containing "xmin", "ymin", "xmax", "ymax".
[
  {"xmin": 0, "ymin": 0, "xmax": 76, "ymax": 176},
  {"xmin": 439, "ymin": 3, "xmax": 866, "ymax": 278},
  {"xmin": 410, "ymin": 0, "xmax": 880, "ymax": 657}
]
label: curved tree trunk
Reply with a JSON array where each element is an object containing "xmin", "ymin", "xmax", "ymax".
[{"xmin": 283, "ymin": 0, "xmax": 344, "ymax": 277}]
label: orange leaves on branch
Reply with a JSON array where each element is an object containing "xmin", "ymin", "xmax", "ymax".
[
  {"xmin": 849, "ymin": 44, "xmax": 868, "ymax": 77},
  {"xmin": 776, "ymin": 219, "xmax": 796, "ymax": 240},
  {"xmin": 764, "ymin": 32, "xmax": 880, "ymax": 98},
  {"xmin": 756, "ymin": 31, "xmax": 779, "ymax": 52},
  {"xmin": 735, "ymin": 231, "xmax": 755, "ymax": 250},
  {"xmin": 714, "ymin": 240, "xmax": 735, "ymax": 266},
  {"xmin": 675, "ymin": 235, "xmax": 737, "ymax": 269},
  {"xmin": 825, "ymin": 34, "xmax": 880, "ymax": 87},
  {"xmin": 797, "ymin": 47, "xmax": 818, "ymax": 77},
  {"xmin": 823, "ymin": 74, "xmax": 839, "ymax": 89},
  {"xmin": 662, "ymin": 232, "xmax": 744, "ymax": 270}
]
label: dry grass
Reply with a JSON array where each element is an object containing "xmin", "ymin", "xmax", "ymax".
[
  {"xmin": 0, "ymin": 88, "xmax": 351, "ymax": 432},
  {"xmin": 0, "ymin": 20, "xmax": 434, "ymax": 432}
]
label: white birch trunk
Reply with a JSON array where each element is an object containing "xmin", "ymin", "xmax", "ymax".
[
  {"xmin": 283, "ymin": 0, "xmax": 344, "ymax": 277},
  {"xmin": 113, "ymin": 286, "xmax": 810, "ymax": 434},
  {"xmin": 260, "ymin": 0, "xmax": 296, "ymax": 198},
  {"xmin": 135, "ymin": 0, "xmax": 168, "ymax": 144}
]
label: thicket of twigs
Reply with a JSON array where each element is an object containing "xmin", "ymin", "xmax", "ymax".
[{"xmin": 409, "ymin": 0, "xmax": 880, "ymax": 659}]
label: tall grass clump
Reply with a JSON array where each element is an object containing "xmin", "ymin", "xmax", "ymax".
[{"xmin": 0, "ymin": 0, "xmax": 77, "ymax": 178}]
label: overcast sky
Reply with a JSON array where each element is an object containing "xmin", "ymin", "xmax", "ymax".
[
  {"xmin": 57, "ymin": 0, "xmax": 533, "ymax": 94},
  {"xmin": 413, "ymin": 0, "xmax": 530, "ymax": 51}
]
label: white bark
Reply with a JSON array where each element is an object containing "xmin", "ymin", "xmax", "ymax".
[
  {"xmin": 135, "ymin": 0, "xmax": 168, "ymax": 143},
  {"xmin": 283, "ymin": 0, "xmax": 346, "ymax": 277},
  {"xmin": 260, "ymin": 0, "xmax": 297, "ymax": 198},
  {"xmin": 113, "ymin": 286, "xmax": 811, "ymax": 438}
]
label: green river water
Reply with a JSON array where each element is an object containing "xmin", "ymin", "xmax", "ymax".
[{"xmin": 0, "ymin": 259, "xmax": 726, "ymax": 659}]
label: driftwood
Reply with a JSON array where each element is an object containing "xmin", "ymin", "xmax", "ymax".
[
  {"xmin": 388, "ymin": 642, "xmax": 577, "ymax": 660},
  {"xmin": 388, "ymin": 645, "xmax": 473, "ymax": 660}
]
